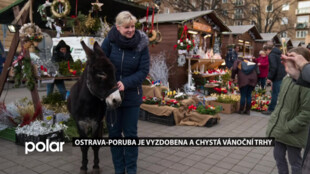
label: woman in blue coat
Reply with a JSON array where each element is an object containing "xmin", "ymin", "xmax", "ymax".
[{"xmin": 101, "ymin": 11, "xmax": 150, "ymax": 174}]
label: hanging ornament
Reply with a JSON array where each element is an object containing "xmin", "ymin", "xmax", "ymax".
[
  {"xmin": 51, "ymin": 0, "xmax": 71, "ymax": 18},
  {"xmin": 37, "ymin": 0, "xmax": 52, "ymax": 20},
  {"xmin": 91, "ymin": 0, "xmax": 104, "ymax": 11},
  {"xmin": 19, "ymin": 23, "xmax": 43, "ymax": 49},
  {"xmin": 85, "ymin": 13, "xmax": 101, "ymax": 35}
]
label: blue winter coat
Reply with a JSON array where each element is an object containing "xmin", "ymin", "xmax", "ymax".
[
  {"xmin": 225, "ymin": 48, "xmax": 238, "ymax": 69},
  {"xmin": 101, "ymin": 31, "xmax": 150, "ymax": 107}
]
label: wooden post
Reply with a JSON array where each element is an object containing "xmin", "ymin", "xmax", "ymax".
[
  {"xmin": 0, "ymin": 2, "xmax": 43, "ymax": 119},
  {"xmin": 0, "ymin": 6, "xmax": 29, "ymax": 96}
]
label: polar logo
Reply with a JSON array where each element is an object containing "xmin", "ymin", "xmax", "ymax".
[{"xmin": 25, "ymin": 139, "xmax": 65, "ymax": 154}]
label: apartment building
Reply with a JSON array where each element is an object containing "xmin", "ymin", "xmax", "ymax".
[{"xmin": 296, "ymin": 0, "xmax": 310, "ymax": 44}]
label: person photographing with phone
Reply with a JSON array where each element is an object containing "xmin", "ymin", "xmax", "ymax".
[{"xmin": 282, "ymin": 48, "xmax": 310, "ymax": 174}]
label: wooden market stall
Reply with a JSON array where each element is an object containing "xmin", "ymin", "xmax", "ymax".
[
  {"xmin": 255, "ymin": 33, "xmax": 281, "ymax": 57},
  {"xmin": 222, "ymin": 25, "xmax": 262, "ymax": 59},
  {"xmin": 139, "ymin": 10, "xmax": 230, "ymax": 89}
]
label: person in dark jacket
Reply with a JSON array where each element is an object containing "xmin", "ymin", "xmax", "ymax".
[
  {"xmin": 47, "ymin": 40, "xmax": 73, "ymax": 99},
  {"xmin": 225, "ymin": 45, "xmax": 239, "ymax": 69},
  {"xmin": 262, "ymin": 42, "xmax": 286, "ymax": 115},
  {"xmin": 281, "ymin": 48, "xmax": 310, "ymax": 174},
  {"xmin": 266, "ymin": 47, "xmax": 310, "ymax": 174},
  {"xmin": 101, "ymin": 11, "xmax": 150, "ymax": 174},
  {"xmin": 231, "ymin": 57, "xmax": 257, "ymax": 115}
]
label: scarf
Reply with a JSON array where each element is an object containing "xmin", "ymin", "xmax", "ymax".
[{"xmin": 108, "ymin": 26, "xmax": 141, "ymax": 50}]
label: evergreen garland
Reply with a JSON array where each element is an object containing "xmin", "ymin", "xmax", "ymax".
[{"xmin": 13, "ymin": 57, "xmax": 36, "ymax": 91}]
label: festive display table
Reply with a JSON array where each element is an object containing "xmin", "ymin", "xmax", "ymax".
[
  {"xmin": 142, "ymin": 85, "xmax": 168, "ymax": 98},
  {"xmin": 38, "ymin": 76, "xmax": 80, "ymax": 80},
  {"xmin": 140, "ymin": 97, "xmax": 220, "ymax": 127}
]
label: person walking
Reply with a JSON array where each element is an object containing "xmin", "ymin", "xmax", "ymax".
[
  {"xmin": 262, "ymin": 42, "xmax": 286, "ymax": 115},
  {"xmin": 231, "ymin": 57, "xmax": 257, "ymax": 115},
  {"xmin": 255, "ymin": 50, "xmax": 269, "ymax": 89},
  {"xmin": 101, "ymin": 11, "xmax": 150, "ymax": 174},
  {"xmin": 47, "ymin": 40, "xmax": 73, "ymax": 99},
  {"xmin": 225, "ymin": 45, "xmax": 239, "ymax": 69},
  {"xmin": 266, "ymin": 47, "xmax": 310, "ymax": 174},
  {"xmin": 281, "ymin": 48, "xmax": 310, "ymax": 174}
]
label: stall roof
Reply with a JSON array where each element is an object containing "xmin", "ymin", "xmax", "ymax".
[
  {"xmin": 139, "ymin": 10, "xmax": 230, "ymax": 32},
  {"xmin": 223, "ymin": 25, "xmax": 262, "ymax": 40},
  {"xmin": 0, "ymin": 0, "xmax": 153, "ymax": 25},
  {"xmin": 257, "ymin": 33, "xmax": 278, "ymax": 41},
  {"xmin": 224, "ymin": 25, "xmax": 254, "ymax": 35},
  {"xmin": 292, "ymin": 40, "xmax": 302, "ymax": 47}
]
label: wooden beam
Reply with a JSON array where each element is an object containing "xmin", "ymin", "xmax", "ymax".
[
  {"xmin": 11, "ymin": 0, "xmax": 30, "ymax": 25},
  {"xmin": 0, "ymin": 6, "xmax": 29, "ymax": 97}
]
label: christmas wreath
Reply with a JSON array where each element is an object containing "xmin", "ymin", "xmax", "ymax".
[
  {"xmin": 51, "ymin": 0, "xmax": 71, "ymax": 18},
  {"xmin": 19, "ymin": 23, "xmax": 43, "ymax": 49},
  {"xmin": 19, "ymin": 23, "xmax": 43, "ymax": 42},
  {"xmin": 37, "ymin": 0, "xmax": 52, "ymax": 20},
  {"xmin": 148, "ymin": 30, "xmax": 157, "ymax": 42}
]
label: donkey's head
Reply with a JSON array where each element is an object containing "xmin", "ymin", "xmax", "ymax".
[{"xmin": 81, "ymin": 41, "xmax": 122, "ymax": 109}]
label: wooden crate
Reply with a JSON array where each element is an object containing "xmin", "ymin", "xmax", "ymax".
[{"xmin": 209, "ymin": 101, "xmax": 236, "ymax": 114}]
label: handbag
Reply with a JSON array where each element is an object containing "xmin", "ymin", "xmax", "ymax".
[{"xmin": 256, "ymin": 65, "xmax": 260, "ymax": 75}]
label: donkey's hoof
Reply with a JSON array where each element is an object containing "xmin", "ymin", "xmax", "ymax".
[
  {"xmin": 92, "ymin": 168, "xmax": 100, "ymax": 174},
  {"xmin": 79, "ymin": 169, "xmax": 87, "ymax": 174}
]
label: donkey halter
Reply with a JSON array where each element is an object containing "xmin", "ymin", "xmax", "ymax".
[{"xmin": 86, "ymin": 66, "xmax": 119, "ymax": 101}]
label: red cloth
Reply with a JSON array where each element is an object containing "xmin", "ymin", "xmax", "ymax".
[{"xmin": 256, "ymin": 56, "xmax": 269, "ymax": 78}]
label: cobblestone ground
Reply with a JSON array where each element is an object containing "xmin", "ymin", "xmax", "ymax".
[{"xmin": 0, "ymin": 84, "xmax": 279, "ymax": 174}]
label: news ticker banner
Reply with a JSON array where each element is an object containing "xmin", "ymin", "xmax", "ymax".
[{"xmin": 72, "ymin": 137, "xmax": 275, "ymax": 147}]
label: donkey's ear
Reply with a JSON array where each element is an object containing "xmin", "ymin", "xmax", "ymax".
[
  {"xmin": 81, "ymin": 41, "xmax": 93, "ymax": 58},
  {"xmin": 93, "ymin": 41, "xmax": 106, "ymax": 57}
]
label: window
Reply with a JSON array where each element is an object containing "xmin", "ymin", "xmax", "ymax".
[
  {"xmin": 222, "ymin": 10, "xmax": 228, "ymax": 16},
  {"xmin": 298, "ymin": 1, "xmax": 310, "ymax": 8},
  {"xmin": 296, "ymin": 30, "xmax": 308, "ymax": 38},
  {"xmin": 235, "ymin": 21, "xmax": 243, "ymax": 25},
  {"xmin": 164, "ymin": 7, "xmax": 170, "ymax": 14},
  {"xmin": 280, "ymin": 32, "xmax": 287, "ymax": 38},
  {"xmin": 266, "ymin": 4, "xmax": 273, "ymax": 12},
  {"xmin": 297, "ymin": 16, "xmax": 309, "ymax": 23},
  {"xmin": 222, "ymin": 0, "xmax": 228, "ymax": 3},
  {"xmin": 282, "ymin": 3, "xmax": 289, "ymax": 11},
  {"xmin": 235, "ymin": 8, "xmax": 243, "ymax": 14},
  {"xmin": 235, "ymin": 0, "xmax": 244, "ymax": 6},
  {"xmin": 281, "ymin": 17, "xmax": 288, "ymax": 25},
  {"xmin": 251, "ymin": 7, "xmax": 257, "ymax": 14}
]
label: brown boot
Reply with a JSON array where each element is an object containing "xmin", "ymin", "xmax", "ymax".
[{"xmin": 244, "ymin": 104, "xmax": 251, "ymax": 115}]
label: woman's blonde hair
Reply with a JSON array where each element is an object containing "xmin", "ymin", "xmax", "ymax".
[
  {"xmin": 259, "ymin": 50, "xmax": 266, "ymax": 55},
  {"xmin": 115, "ymin": 11, "xmax": 137, "ymax": 26}
]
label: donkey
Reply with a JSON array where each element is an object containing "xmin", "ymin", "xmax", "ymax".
[{"xmin": 67, "ymin": 41, "xmax": 122, "ymax": 174}]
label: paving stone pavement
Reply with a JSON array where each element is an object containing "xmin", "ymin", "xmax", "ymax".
[{"xmin": 0, "ymin": 85, "xmax": 280, "ymax": 174}]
